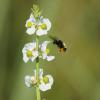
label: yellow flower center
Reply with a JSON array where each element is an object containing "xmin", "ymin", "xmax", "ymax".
[
  {"xmin": 26, "ymin": 50, "xmax": 33, "ymax": 57},
  {"xmin": 41, "ymin": 24, "xmax": 47, "ymax": 29},
  {"xmin": 27, "ymin": 21, "xmax": 33, "ymax": 27},
  {"xmin": 46, "ymin": 48, "xmax": 50, "ymax": 54},
  {"xmin": 43, "ymin": 76, "xmax": 49, "ymax": 84}
]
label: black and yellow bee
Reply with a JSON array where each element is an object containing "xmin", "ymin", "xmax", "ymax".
[{"xmin": 49, "ymin": 36, "xmax": 67, "ymax": 52}]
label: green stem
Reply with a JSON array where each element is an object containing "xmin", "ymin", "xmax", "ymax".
[{"xmin": 36, "ymin": 36, "xmax": 41, "ymax": 100}]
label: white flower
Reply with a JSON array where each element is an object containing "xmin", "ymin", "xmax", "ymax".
[
  {"xmin": 25, "ymin": 68, "xmax": 54, "ymax": 91},
  {"xmin": 40, "ymin": 41, "xmax": 55, "ymax": 61},
  {"xmin": 25, "ymin": 14, "xmax": 36, "ymax": 35},
  {"xmin": 39, "ymin": 75, "xmax": 54, "ymax": 91},
  {"xmin": 34, "ymin": 68, "xmax": 54, "ymax": 91},
  {"xmin": 22, "ymin": 42, "xmax": 38, "ymax": 63},
  {"xmin": 25, "ymin": 13, "xmax": 51, "ymax": 36},
  {"xmin": 25, "ymin": 68, "xmax": 43, "ymax": 88},
  {"xmin": 25, "ymin": 75, "xmax": 37, "ymax": 87},
  {"xmin": 36, "ymin": 18, "xmax": 51, "ymax": 36}
]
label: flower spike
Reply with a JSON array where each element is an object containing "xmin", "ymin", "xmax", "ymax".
[{"xmin": 22, "ymin": 4, "xmax": 63, "ymax": 100}]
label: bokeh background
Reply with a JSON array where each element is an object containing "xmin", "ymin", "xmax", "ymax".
[{"xmin": 0, "ymin": 0, "xmax": 100, "ymax": 100}]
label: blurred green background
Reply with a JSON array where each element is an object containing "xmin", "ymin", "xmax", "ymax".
[{"xmin": 0, "ymin": 0, "xmax": 100, "ymax": 100}]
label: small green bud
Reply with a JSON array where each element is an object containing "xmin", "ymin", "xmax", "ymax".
[{"xmin": 31, "ymin": 4, "xmax": 41, "ymax": 19}]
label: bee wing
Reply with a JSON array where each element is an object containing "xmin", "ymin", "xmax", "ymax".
[
  {"xmin": 49, "ymin": 35, "xmax": 58, "ymax": 40},
  {"xmin": 63, "ymin": 42, "xmax": 66, "ymax": 46}
]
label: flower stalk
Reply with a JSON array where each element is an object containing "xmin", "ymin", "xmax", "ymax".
[{"xmin": 36, "ymin": 36, "xmax": 41, "ymax": 100}]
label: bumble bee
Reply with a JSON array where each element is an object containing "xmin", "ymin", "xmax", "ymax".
[{"xmin": 49, "ymin": 36, "xmax": 67, "ymax": 52}]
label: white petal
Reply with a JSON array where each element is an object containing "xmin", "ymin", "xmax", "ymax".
[
  {"xmin": 46, "ymin": 75, "xmax": 54, "ymax": 85},
  {"xmin": 42, "ymin": 53, "xmax": 47, "ymax": 59},
  {"xmin": 29, "ymin": 42, "xmax": 36, "ymax": 49},
  {"xmin": 39, "ymin": 83, "xmax": 52, "ymax": 91},
  {"xmin": 42, "ymin": 18, "xmax": 51, "ymax": 31},
  {"xmin": 26, "ymin": 26, "xmax": 35, "ymax": 35},
  {"xmin": 30, "ymin": 57, "xmax": 35, "ymax": 62},
  {"xmin": 24, "ymin": 42, "xmax": 36, "ymax": 52},
  {"xmin": 25, "ymin": 76, "xmax": 31, "ymax": 87},
  {"xmin": 22, "ymin": 46, "xmax": 26, "ymax": 53},
  {"xmin": 42, "ymin": 41, "xmax": 50, "ymax": 46},
  {"xmin": 34, "ymin": 68, "xmax": 43, "ymax": 79},
  {"xmin": 47, "ymin": 56, "xmax": 55, "ymax": 61},
  {"xmin": 33, "ymin": 51, "xmax": 39, "ymax": 57},
  {"xmin": 22, "ymin": 46, "xmax": 29, "ymax": 63},
  {"xmin": 30, "ymin": 13, "xmax": 36, "ymax": 22},
  {"xmin": 40, "ymin": 16, "xmax": 43, "ymax": 20},
  {"xmin": 23, "ymin": 55, "xmax": 29, "ymax": 63},
  {"xmin": 41, "ymin": 41, "xmax": 50, "ymax": 52},
  {"xmin": 31, "ymin": 51, "xmax": 38, "ymax": 62},
  {"xmin": 41, "ymin": 46, "xmax": 46, "ymax": 52},
  {"xmin": 39, "ymin": 69, "xmax": 43, "ymax": 79},
  {"xmin": 30, "ymin": 51, "xmax": 38, "ymax": 62},
  {"xmin": 36, "ymin": 29, "xmax": 47, "ymax": 36}
]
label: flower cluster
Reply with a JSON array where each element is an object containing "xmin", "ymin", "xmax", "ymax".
[
  {"xmin": 22, "ymin": 5, "xmax": 55, "ymax": 92},
  {"xmin": 25, "ymin": 69, "xmax": 53, "ymax": 91},
  {"xmin": 22, "ymin": 41, "xmax": 55, "ymax": 63},
  {"xmin": 25, "ymin": 13, "xmax": 51, "ymax": 36}
]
